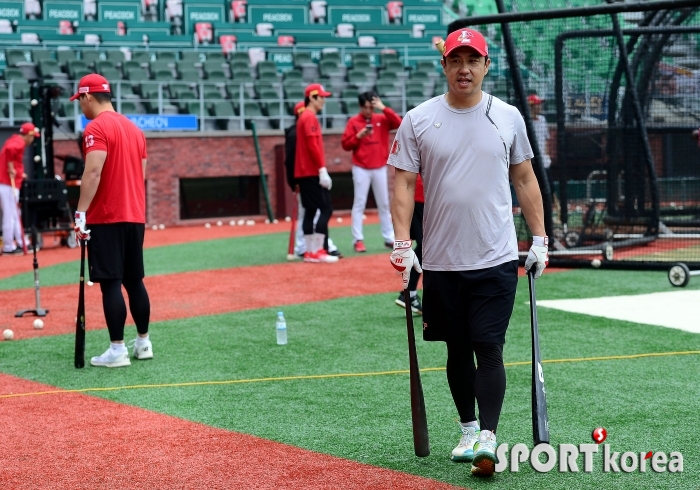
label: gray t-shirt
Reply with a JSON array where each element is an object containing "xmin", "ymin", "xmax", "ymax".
[{"xmin": 388, "ymin": 92, "xmax": 533, "ymax": 271}]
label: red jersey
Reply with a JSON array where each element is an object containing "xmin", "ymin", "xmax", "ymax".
[
  {"xmin": 341, "ymin": 108, "xmax": 402, "ymax": 169},
  {"xmin": 0, "ymin": 134, "xmax": 27, "ymax": 189},
  {"xmin": 294, "ymin": 109, "xmax": 325, "ymax": 178},
  {"xmin": 83, "ymin": 111, "xmax": 147, "ymax": 224},
  {"xmin": 415, "ymin": 174, "xmax": 424, "ymax": 203}
]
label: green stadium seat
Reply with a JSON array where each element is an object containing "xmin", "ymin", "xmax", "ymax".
[
  {"xmin": 264, "ymin": 100, "xmax": 283, "ymax": 129},
  {"xmin": 210, "ymin": 100, "xmax": 239, "ymax": 130},
  {"xmin": 2, "ymin": 68, "xmax": 26, "ymax": 83},
  {"xmin": 207, "ymin": 70, "xmax": 228, "ymax": 82},
  {"xmin": 31, "ymin": 50, "xmax": 53, "ymax": 63},
  {"xmin": 352, "ymin": 53, "xmax": 371, "ymax": 66},
  {"xmin": 232, "ymin": 68, "xmax": 253, "ymax": 82},
  {"xmin": 293, "ymin": 52, "xmax": 312, "ymax": 68},
  {"xmin": 66, "ymin": 60, "xmax": 89, "ymax": 77},
  {"xmin": 257, "ymin": 87, "xmax": 279, "ymax": 101},
  {"xmin": 95, "ymin": 60, "xmax": 117, "ymax": 72},
  {"xmin": 6, "ymin": 102, "xmax": 31, "ymax": 122},
  {"xmin": 72, "ymin": 69, "xmax": 93, "ymax": 80},
  {"xmin": 229, "ymin": 60, "xmax": 250, "ymax": 72},
  {"xmin": 380, "ymin": 52, "xmax": 400, "ymax": 67},
  {"xmin": 180, "ymin": 51, "xmax": 206, "ymax": 65},
  {"xmin": 202, "ymin": 87, "xmax": 223, "ymax": 99},
  {"xmin": 81, "ymin": 51, "xmax": 103, "ymax": 65},
  {"xmin": 206, "ymin": 53, "xmax": 226, "ymax": 62},
  {"xmin": 122, "ymin": 60, "xmax": 142, "ymax": 72},
  {"xmin": 284, "ymin": 86, "xmax": 304, "ymax": 100},
  {"xmin": 60, "ymin": 101, "xmax": 77, "ymax": 119},
  {"xmin": 150, "ymin": 60, "xmax": 173, "ymax": 73},
  {"xmin": 375, "ymin": 80, "xmax": 397, "ymax": 97},
  {"xmin": 107, "ymin": 51, "xmax": 126, "ymax": 63},
  {"xmin": 258, "ymin": 71, "xmax": 278, "ymax": 84},
  {"xmin": 347, "ymin": 70, "xmax": 368, "ymax": 86},
  {"xmin": 101, "ymin": 67, "xmax": 121, "ymax": 81},
  {"xmin": 56, "ymin": 50, "xmax": 77, "ymax": 65},
  {"xmin": 319, "ymin": 59, "xmax": 341, "ymax": 78},
  {"xmin": 185, "ymin": 101, "xmax": 205, "ymax": 117},
  {"xmin": 120, "ymin": 101, "xmax": 141, "ymax": 114},
  {"xmin": 38, "ymin": 59, "xmax": 62, "ymax": 77},
  {"xmin": 410, "ymin": 71, "xmax": 429, "ymax": 82},
  {"xmin": 352, "ymin": 59, "xmax": 372, "ymax": 72},
  {"xmin": 321, "ymin": 51, "xmax": 341, "ymax": 64},
  {"xmin": 378, "ymin": 71, "xmax": 398, "ymax": 82},
  {"xmin": 384, "ymin": 60, "xmax": 404, "ymax": 72},
  {"xmin": 241, "ymin": 101, "xmax": 264, "ymax": 129},
  {"xmin": 153, "ymin": 69, "xmax": 174, "ymax": 81},
  {"xmin": 168, "ymin": 83, "xmax": 191, "ymax": 98},
  {"xmin": 5, "ymin": 50, "xmax": 29, "ymax": 67},
  {"xmin": 283, "ymin": 69, "xmax": 303, "ymax": 82},
  {"xmin": 415, "ymin": 61, "xmax": 436, "ymax": 73},
  {"xmin": 156, "ymin": 52, "xmax": 177, "ymax": 62},
  {"xmin": 126, "ymin": 67, "xmax": 150, "ymax": 80},
  {"xmin": 322, "ymin": 99, "xmax": 347, "ymax": 129},
  {"xmin": 229, "ymin": 52, "xmax": 249, "ymax": 64},
  {"xmin": 257, "ymin": 60, "xmax": 277, "ymax": 76},
  {"xmin": 129, "ymin": 51, "xmax": 151, "ymax": 64},
  {"xmin": 341, "ymin": 87, "xmax": 360, "ymax": 102},
  {"xmin": 179, "ymin": 69, "xmax": 201, "ymax": 82}
]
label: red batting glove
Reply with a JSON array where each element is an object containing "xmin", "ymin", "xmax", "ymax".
[
  {"xmin": 390, "ymin": 239, "xmax": 422, "ymax": 289},
  {"xmin": 74, "ymin": 211, "xmax": 91, "ymax": 241}
]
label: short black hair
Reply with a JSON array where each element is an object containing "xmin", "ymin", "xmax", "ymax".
[
  {"xmin": 304, "ymin": 94, "xmax": 319, "ymax": 107},
  {"xmin": 81, "ymin": 92, "xmax": 113, "ymax": 104},
  {"xmin": 358, "ymin": 91, "xmax": 377, "ymax": 106}
]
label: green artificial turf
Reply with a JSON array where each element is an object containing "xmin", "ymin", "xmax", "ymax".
[
  {"xmin": 1, "ymin": 269, "xmax": 699, "ymax": 489},
  {"xmin": 0, "ymin": 224, "xmax": 388, "ymax": 290}
]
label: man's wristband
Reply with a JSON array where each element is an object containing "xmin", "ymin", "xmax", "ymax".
[
  {"xmin": 394, "ymin": 239, "xmax": 412, "ymax": 249},
  {"xmin": 532, "ymin": 236, "xmax": 548, "ymax": 247},
  {"xmin": 75, "ymin": 211, "xmax": 86, "ymax": 221}
]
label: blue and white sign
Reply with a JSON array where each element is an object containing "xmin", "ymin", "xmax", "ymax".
[{"xmin": 79, "ymin": 114, "xmax": 198, "ymax": 132}]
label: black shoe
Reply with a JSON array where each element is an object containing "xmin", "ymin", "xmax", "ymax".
[
  {"xmin": 7, "ymin": 247, "xmax": 27, "ymax": 255},
  {"xmin": 394, "ymin": 292, "xmax": 422, "ymax": 315},
  {"xmin": 384, "ymin": 241, "xmax": 394, "ymax": 249},
  {"xmin": 328, "ymin": 249, "xmax": 343, "ymax": 259}
]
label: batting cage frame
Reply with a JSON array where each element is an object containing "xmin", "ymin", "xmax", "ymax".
[{"xmin": 449, "ymin": 0, "xmax": 700, "ymax": 272}]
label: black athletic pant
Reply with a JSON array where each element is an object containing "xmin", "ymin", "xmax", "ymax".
[
  {"xmin": 298, "ymin": 176, "xmax": 332, "ymax": 241},
  {"xmin": 446, "ymin": 340, "xmax": 505, "ymax": 432},
  {"xmin": 408, "ymin": 202, "xmax": 424, "ymax": 292},
  {"xmin": 100, "ymin": 278, "xmax": 150, "ymax": 342}
]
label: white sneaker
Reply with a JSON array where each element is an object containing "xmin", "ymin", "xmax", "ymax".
[
  {"xmin": 471, "ymin": 430, "xmax": 498, "ymax": 477},
  {"xmin": 451, "ymin": 424, "xmax": 480, "ymax": 462},
  {"xmin": 90, "ymin": 346, "xmax": 131, "ymax": 368},
  {"xmin": 128, "ymin": 337, "xmax": 153, "ymax": 360}
]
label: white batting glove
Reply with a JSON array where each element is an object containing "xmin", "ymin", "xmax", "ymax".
[
  {"xmin": 525, "ymin": 236, "xmax": 549, "ymax": 279},
  {"xmin": 390, "ymin": 239, "xmax": 422, "ymax": 289},
  {"xmin": 74, "ymin": 211, "xmax": 91, "ymax": 241},
  {"xmin": 319, "ymin": 167, "xmax": 332, "ymax": 190}
]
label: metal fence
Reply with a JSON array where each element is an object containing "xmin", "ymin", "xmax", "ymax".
[{"xmin": 455, "ymin": 0, "xmax": 700, "ymax": 270}]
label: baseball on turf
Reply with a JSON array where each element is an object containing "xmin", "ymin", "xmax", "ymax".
[
  {"xmin": 30, "ymin": 99, "xmax": 39, "ymax": 106},
  {"xmin": 3, "ymin": 329, "xmax": 14, "ymax": 340},
  {"xmin": 336, "ymin": 217, "xmax": 343, "ymax": 223},
  {"xmin": 205, "ymin": 223, "xmax": 211, "ymax": 228},
  {"xmin": 284, "ymin": 216, "xmax": 291, "ymax": 222},
  {"xmin": 152, "ymin": 224, "xmax": 158, "ymax": 230},
  {"xmin": 33, "ymin": 319, "xmax": 44, "ymax": 329},
  {"xmin": 591, "ymin": 259, "xmax": 602, "ymax": 268},
  {"xmin": 159, "ymin": 224, "xmax": 165, "ymax": 230},
  {"xmin": 87, "ymin": 281, "xmax": 94, "ymax": 286},
  {"xmin": 237, "ymin": 219, "xmax": 245, "ymax": 226},
  {"xmin": 272, "ymin": 219, "xmax": 279, "ymax": 224},
  {"xmin": 229, "ymin": 220, "xmax": 236, "ymax": 226},
  {"xmin": 265, "ymin": 219, "xmax": 270, "ymax": 224}
]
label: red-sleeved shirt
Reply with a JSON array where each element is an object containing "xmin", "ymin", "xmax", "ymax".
[
  {"xmin": 415, "ymin": 174, "xmax": 424, "ymax": 203},
  {"xmin": 83, "ymin": 111, "xmax": 147, "ymax": 224},
  {"xmin": 0, "ymin": 134, "xmax": 27, "ymax": 189},
  {"xmin": 294, "ymin": 110, "xmax": 325, "ymax": 178},
  {"xmin": 341, "ymin": 108, "xmax": 402, "ymax": 169}
]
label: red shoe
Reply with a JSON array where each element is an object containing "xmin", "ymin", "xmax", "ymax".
[
  {"xmin": 316, "ymin": 249, "xmax": 339, "ymax": 263},
  {"xmin": 303, "ymin": 251, "xmax": 321, "ymax": 263},
  {"xmin": 354, "ymin": 240, "xmax": 366, "ymax": 253}
]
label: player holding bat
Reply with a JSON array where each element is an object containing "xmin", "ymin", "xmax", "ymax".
[{"xmin": 389, "ymin": 28, "xmax": 548, "ymax": 477}]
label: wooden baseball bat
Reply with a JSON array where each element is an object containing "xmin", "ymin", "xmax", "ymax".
[
  {"xmin": 286, "ymin": 189, "xmax": 299, "ymax": 261},
  {"xmin": 528, "ymin": 270, "xmax": 550, "ymax": 445},
  {"xmin": 403, "ymin": 289, "xmax": 430, "ymax": 457},
  {"xmin": 74, "ymin": 240, "xmax": 86, "ymax": 368}
]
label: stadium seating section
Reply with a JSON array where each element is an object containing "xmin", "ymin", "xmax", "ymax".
[{"xmin": 3, "ymin": 0, "xmax": 611, "ymax": 130}]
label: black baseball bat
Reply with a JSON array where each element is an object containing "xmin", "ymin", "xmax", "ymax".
[
  {"xmin": 74, "ymin": 240, "xmax": 86, "ymax": 368},
  {"xmin": 528, "ymin": 270, "xmax": 550, "ymax": 445},
  {"xmin": 403, "ymin": 289, "xmax": 430, "ymax": 457}
]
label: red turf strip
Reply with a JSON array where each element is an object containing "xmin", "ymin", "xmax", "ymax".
[{"xmin": 0, "ymin": 374, "xmax": 465, "ymax": 490}]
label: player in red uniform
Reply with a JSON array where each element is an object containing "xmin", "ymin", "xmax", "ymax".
[
  {"xmin": 295, "ymin": 83, "xmax": 338, "ymax": 263},
  {"xmin": 70, "ymin": 74, "xmax": 153, "ymax": 368},
  {"xmin": 0, "ymin": 122, "xmax": 38, "ymax": 255}
]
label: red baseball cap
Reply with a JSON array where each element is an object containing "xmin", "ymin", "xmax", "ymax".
[
  {"xmin": 527, "ymin": 94, "xmax": 544, "ymax": 105},
  {"xmin": 439, "ymin": 28, "xmax": 488, "ymax": 58},
  {"xmin": 69, "ymin": 73, "xmax": 111, "ymax": 101},
  {"xmin": 19, "ymin": 122, "xmax": 40, "ymax": 136},
  {"xmin": 293, "ymin": 101, "xmax": 306, "ymax": 115},
  {"xmin": 304, "ymin": 83, "xmax": 332, "ymax": 98}
]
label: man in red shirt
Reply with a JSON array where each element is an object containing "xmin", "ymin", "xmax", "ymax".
[
  {"xmin": 0, "ymin": 122, "xmax": 38, "ymax": 255},
  {"xmin": 295, "ymin": 83, "xmax": 338, "ymax": 263},
  {"xmin": 341, "ymin": 91, "xmax": 401, "ymax": 253},
  {"xmin": 70, "ymin": 73, "xmax": 152, "ymax": 368}
]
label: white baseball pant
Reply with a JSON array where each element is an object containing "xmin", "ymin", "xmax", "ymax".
[
  {"xmin": 294, "ymin": 193, "xmax": 337, "ymax": 255},
  {"xmin": 351, "ymin": 165, "xmax": 394, "ymax": 244},
  {"xmin": 0, "ymin": 184, "xmax": 23, "ymax": 252}
]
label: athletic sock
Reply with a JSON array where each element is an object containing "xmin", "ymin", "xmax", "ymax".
[
  {"xmin": 461, "ymin": 420, "xmax": 479, "ymax": 429},
  {"xmin": 110, "ymin": 342, "xmax": 127, "ymax": 353},
  {"xmin": 136, "ymin": 335, "xmax": 149, "ymax": 346},
  {"xmin": 409, "ymin": 290, "xmax": 417, "ymax": 298}
]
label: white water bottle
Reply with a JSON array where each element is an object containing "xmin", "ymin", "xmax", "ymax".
[{"xmin": 276, "ymin": 311, "xmax": 287, "ymax": 345}]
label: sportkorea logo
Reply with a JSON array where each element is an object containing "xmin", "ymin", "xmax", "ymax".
[{"xmin": 458, "ymin": 30, "xmax": 473, "ymax": 44}]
